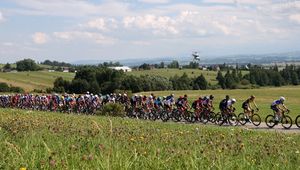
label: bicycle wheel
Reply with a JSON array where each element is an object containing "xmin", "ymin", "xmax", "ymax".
[
  {"xmin": 200, "ymin": 112, "xmax": 209, "ymax": 124},
  {"xmin": 171, "ymin": 110, "xmax": 181, "ymax": 122},
  {"xmin": 238, "ymin": 113, "xmax": 247, "ymax": 125},
  {"xmin": 214, "ymin": 113, "xmax": 222, "ymax": 124},
  {"xmin": 149, "ymin": 111, "xmax": 157, "ymax": 121},
  {"xmin": 160, "ymin": 111, "xmax": 169, "ymax": 122},
  {"xmin": 295, "ymin": 115, "xmax": 300, "ymax": 128},
  {"xmin": 228, "ymin": 113, "xmax": 238, "ymax": 126},
  {"xmin": 281, "ymin": 115, "xmax": 292, "ymax": 129},
  {"xmin": 184, "ymin": 111, "xmax": 193, "ymax": 122},
  {"xmin": 265, "ymin": 115, "xmax": 276, "ymax": 128},
  {"xmin": 208, "ymin": 112, "xmax": 216, "ymax": 123},
  {"xmin": 251, "ymin": 114, "xmax": 261, "ymax": 126}
]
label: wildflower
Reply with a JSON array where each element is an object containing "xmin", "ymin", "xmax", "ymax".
[
  {"xmin": 88, "ymin": 154, "xmax": 94, "ymax": 160},
  {"xmin": 296, "ymin": 150, "xmax": 300, "ymax": 154},
  {"xmin": 49, "ymin": 159, "xmax": 56, "ymax": 167},
  {"xmin": 20, "ymin": 168, "xmax": 26, "ymax": 170}
]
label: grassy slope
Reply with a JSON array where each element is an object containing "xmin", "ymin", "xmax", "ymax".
[
  {"xmin": 141, "ymin": 86, "xmax": 300, "ymax": 118},
  {"xmin": 0, "ymin": 109, "xmax": 299, "ymax": 169},
  {"xmin": 126, "ymin": 68, "xmax": 220, "ymax": 84},
  {"xmin": 0, "ymin": 71, "xmax": 75, "ymax": 92}
]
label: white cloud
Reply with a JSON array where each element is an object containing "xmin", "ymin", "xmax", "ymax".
[
  {"xmin": 0, "ymin": 11, "xmax": 4, "ymax": 22},
  {"xmin": 289, "ymin": 14, "xmax": 300, "ymax": 24},
  {"xmin": 82, "ymin": 18, "xmax": 118, "ymax": 31},
  {"xmin": 138, "ymin": 0, "xmax": 170, "ymax": 4},
  {"xmin": 123, "ymin": 15, "xmax": 179, "ymax": 35},
  {"xmin": 32, "ymin": 32, "xmax": 49, "ymax": 44},
  {"xmin": 53, "ymin": 31, "xmax": 116, "ymax": 45}
]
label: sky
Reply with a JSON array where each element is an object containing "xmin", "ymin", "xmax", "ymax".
[{"xmin": 0, "ymin": 0, "xmax": 300, "ymax": 63}]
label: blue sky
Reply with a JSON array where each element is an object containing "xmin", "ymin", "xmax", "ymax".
[{"xmin": 0, "ymin": 0, "xmax": 300, "ymax": 63}]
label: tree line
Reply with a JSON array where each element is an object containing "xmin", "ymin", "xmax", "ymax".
[
  {"xmin": 52, "ymin": 66, "xmax": 209, "ymax": 94},
  {"xmin": 216, "ymin": 65, "xmax": 300, "ymax": 89}
]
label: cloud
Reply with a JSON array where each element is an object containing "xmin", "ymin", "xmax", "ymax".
[
  {"xmin": 0, "ymin": 11, "xmax": 4, "ymax": 22},
  {"xmin": 8, "ymin": 0, "xmax": 133, "ymax": 17},
  {"xmin": 123, "ymin": 14, "xmax": 179, "ymax": 35},
  {"xmin": 289, "ymin": 14, "xmax": 300, "ymax": 24},
  {"xmin": 53, "ymin": 31, "xmax": 116, "ymax": 45},
  {"xmin": 138, "ymin": 0, "xmax": 170, "ymax": 4},
  {"xmin": 32, "ymin": 32, "xmax": 49, "ymax": 44},
  {"xmin": 81, "ymin": 18, "xmax": 118, "ymax": 31}
]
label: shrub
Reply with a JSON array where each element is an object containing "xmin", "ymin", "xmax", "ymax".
[
  {"xmin": 96, "ymin": 103, "xmax": 126, "ymax": 117},
  {"xmin": 0, "ymin": 82, "xmax": 10, "ymax": 92},
  {"xmin": 9, "ymin": 86, "xmax": 24, "ymax": 93}
]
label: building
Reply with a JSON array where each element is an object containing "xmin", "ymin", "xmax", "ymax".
[{"xmin": 109, "ymin": 66, "xmax": 132, "ymax": 72}]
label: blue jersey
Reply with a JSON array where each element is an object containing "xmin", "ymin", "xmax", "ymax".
[{"xmin": 271, "ymin": 100, "xmax": 283, "ymax": 106}]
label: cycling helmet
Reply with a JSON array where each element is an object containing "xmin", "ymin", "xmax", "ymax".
[
  {"xmin": 209, "ymin": 95, "xmax": 214, "ymax": 99},
  {"xmin": 280, "ymin": 96, "xmax": 285, "ymax": 102},
  {"xmin": 250, "ymin": 95, "xmax": 255, "ymax": 99},
  {"xmin": 231, "ymin": 98, "xmax": 236, "ymax": 103},
  {"xmin": 226, "ymin": 95, "xmax": 230, "ymax": 100}
]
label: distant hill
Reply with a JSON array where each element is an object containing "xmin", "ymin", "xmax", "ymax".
[{"xmin": 72, "ymin": 51, "xmax": 300, "ymax": 66}]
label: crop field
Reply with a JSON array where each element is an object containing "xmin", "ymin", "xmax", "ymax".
[
  {"xmin": 141, "ymin": 86, "xmax": 300, "ymax": 119},
  {"xmin": 0, "ymin": 71, "xmax": 75, "ymax": 92},
  {"xmin": 0, "ymin": 108, "xmax": 299, "ymax": 169}
]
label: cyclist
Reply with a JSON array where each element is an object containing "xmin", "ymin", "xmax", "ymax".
[
  {"xmin": 271, "ymin": 97, "xmax": 289, "ymax": 122},
  {"xmin": 164, "ymin": 94, "xmax": 175, "ymax": 110},
  {"xmin": 219, "ymin": 95, "xmax": 230, "ymax": 113},
  {"xmin": 242, "ymin": 95, "xmax": 259, "ymax": 122},
  {"xmin": 203, "ymin": 95, "xmax": 214, "ymax": 111}
]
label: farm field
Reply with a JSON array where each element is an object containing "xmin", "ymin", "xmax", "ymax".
[
  {"xmin": 141, "ymin": 86, "xmax": 300, "ymax": 119},
  {"xmin": 0, "ymin": 71, "xmax": 75, "ymax": 92},
  {"xmin": 126, "ymin": 68, "xmax": 249, "ymax": 85},
  {"xmin": 0, "ymin": 108, "xmax": 299, "ymax": 169},
  {"xmin": 127, "ymin": 68, "xmax": 220, "ymax": 84}
]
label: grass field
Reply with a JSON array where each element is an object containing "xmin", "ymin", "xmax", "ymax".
[
  {"xmin": 126, "ymin": 68, "xmax": 249, "ymax": 85},
  {"xmin": 141, "ymin": 86, "xmax": 300, "ymax": 119},
  {"xmin": 0, "ymin": 108, "xmax": 299, "ymax": 169},
  {"xmin": 0, "ymin": 71, "xmax": 75, "ymax": 92}
]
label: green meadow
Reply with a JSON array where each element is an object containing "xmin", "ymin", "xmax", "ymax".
[
  {"xmin": 0, "ymin": 108, "xmax": 299, "ymax": 169},
  {"xmin": 0, "ymin": 71, "xmax": 74, "ymax": 92}
]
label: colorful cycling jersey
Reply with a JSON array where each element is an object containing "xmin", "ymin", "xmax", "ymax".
[
  {"xmin": 202, "ymin": 98, "xmax": 210, "ymax": 105},
  {"xmin": 227, "ymin": 99, "xmax": 234, "ymax": 107},
  {"xmin": 271, "ymin": 100, "xmax": 283, "ymax": 106},
  {"xmin": 164, "ymin": 97, "xmax": 174, "ymax": 106}
]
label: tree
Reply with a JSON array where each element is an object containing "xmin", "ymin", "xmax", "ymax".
[
  {"xmin": 159, "ymin": 62, "xmax": 165, "ymax": 68},
  {"xmin": 168, "ymin": 60, "xmax": 179, "ymax": 68},
  {"xmin": 291, "ymin": 71, "xmax": 299, "ymax": 85},
  {"xmin": 70, "ymin": 79, "xmax": 90, "ymax": 94},
  {"xmin": 139, "ymin": 63, "xmax": 151, "ymax": 70},
  {"xmin": 224, "ymin": 70, "xmax": 236, "ymax": 89},
  {"xmin": 3, "ymin": 63, "xmax": 11, "ymax": 71},
  {"xmin": 184, "ymin": 62, "xmax": 199, "ymax": 69},
  {"xmin": 16, "ymin": 59, "xmax": 39, "ymax": 71},
  {"xmin": 216, "ymin": 71, "xmax": 225, "ymax": 89},
  {"xmin": 193, "ymin": 74, "xmax": 208, "ymax": 90},
  {"xmin": 53, "ymin": 77, "xmax": 70, "ymax": 93}
]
